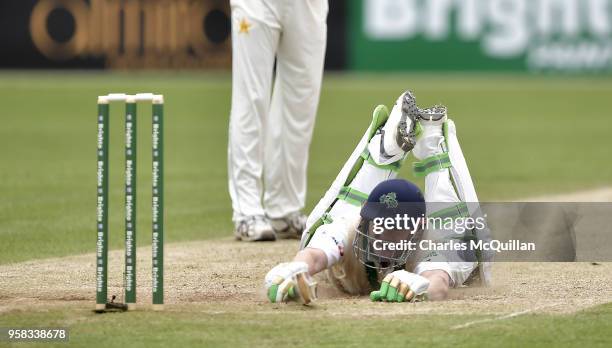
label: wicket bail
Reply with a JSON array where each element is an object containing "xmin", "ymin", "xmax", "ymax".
[{"xmin": 95, "ymin": 93, "xmax": 164, "ymax": 312}]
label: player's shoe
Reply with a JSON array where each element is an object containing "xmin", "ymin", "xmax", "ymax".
[
  {"xmin": 269, "ymin": 212, "xmax": 307, "ymax": 239},
  {"xmin": 412, "ymin": 102, "xmax": 448, "ymax": 161},
  {"xmin": 394, "ymin": 90, "xmax": 424, "ymax": 153},
  {"xmin": 418, "ymin": 104, "xmax": 447, "ymax": 123},
  {"xmin": 234, "ymin": 216, "xmax": 276, "ymax": 242}
]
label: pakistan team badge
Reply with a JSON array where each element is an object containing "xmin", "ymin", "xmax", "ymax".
[{"xmin": 379, "ymin": 192, "xmax": 398, "ymax": 209}]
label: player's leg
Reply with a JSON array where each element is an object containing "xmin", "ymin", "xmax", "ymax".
[
  {"xmin": 413, "ymin": 110, "xmax": 464, "ymax": 208},
  {"xmin": 413, "ymin": 114, "xmax": 479, "ymax": 205},
  {"xmin": 412, "ymin": 111, "xmax": 490, "ymax": 287},
  {"xmin": 262, "ymin": 0, "xmax": 328, "ymax": 239},
  {"xmin": 228, "ymin": 0, "xmax": 281, "ymax": 241}
]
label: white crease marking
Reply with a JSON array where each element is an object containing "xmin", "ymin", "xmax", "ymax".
[{"xmin": 450, "ymin": 303, "xmax": 560, "ymax": 330}]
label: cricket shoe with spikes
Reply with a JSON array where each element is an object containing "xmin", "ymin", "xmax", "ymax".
[
  {"xmin": 369, "ymin": 90, "xmax": 419, "ymax": 165},
  {"xmin": 412, "ymin": 104, "xmax": 449, "ymax": 161},
  {"xmin": 369, "ymin": 90, "xmax": 445, "ymax": 165},
  {"xmin": 234, "ymin": 215, "xmax": 276, "ymax": 242},
  {"xmin": 270, "ymin": 211, "xmax": 307, "ymax": 239},
  {"xmin": 396, "ymin": 91, "xmax": 448, "ymax": 148},
  {"xmin": 420, "ymin": 104, "xmax": 447, "ymax": 122},
  {"xmin": 394, "ymin": 90, "xmax": 423, "ymax": 152}
]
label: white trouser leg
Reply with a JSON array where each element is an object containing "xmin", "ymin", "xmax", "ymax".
[
  {"xmin": 263, "ymin": 0, "xmax": 328, "ymax": 219},
  {"xmin": 367, "ymin": 95, "xmax": 411, "ymax": 165},
  {"xmin": 228, "ymin": 0, "xmax": 280, "ymax": 221},
  {"xmin": 419, "ymin": 132, "xmax": 461, "ymax": 205},
  {"xmin": 412, "ymin": 120, "xmax": 481, "ymax": 286}
]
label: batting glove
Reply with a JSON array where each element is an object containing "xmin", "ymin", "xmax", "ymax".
[
  {"xmin": 264, "ymin": 262, "xmax": 317, "ymax": 304},
  {"xmin": 370, "ymin": 270, "xmax": 430, "ymax": 302}
]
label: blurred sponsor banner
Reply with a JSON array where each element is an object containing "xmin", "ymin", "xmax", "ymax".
[
  {"xmin": 0, "ymin": 0, "xmax": 231, "ymax": 69},
  {"xmin": 350, "ymin": 0, "xmax": 612, "ymax": 72}
]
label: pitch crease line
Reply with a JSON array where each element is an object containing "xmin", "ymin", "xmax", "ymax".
[{"xmin": 450, "ymin": 303, "xmax": 560, "ymax": 330}]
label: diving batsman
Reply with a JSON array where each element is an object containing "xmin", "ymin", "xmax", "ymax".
[{"xmin": 265, "ymin": 90, "xmax": 491, "ymax": 303}]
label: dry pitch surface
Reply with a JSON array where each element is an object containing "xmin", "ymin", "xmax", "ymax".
[{"xmin": 1, "ymin": 188, "xmax": 611, "ymax": 321}]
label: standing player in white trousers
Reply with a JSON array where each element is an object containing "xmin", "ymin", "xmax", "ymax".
[{"xmin": 228, "ymin": 0, "xmax": 328, "ymax": 241}]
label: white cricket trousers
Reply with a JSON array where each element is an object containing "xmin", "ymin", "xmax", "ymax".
[{"xmin": 228, "ymin": 0, "xmax": 328, "ymax": 221}]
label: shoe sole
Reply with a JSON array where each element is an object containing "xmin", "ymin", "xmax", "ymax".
[
  {"xmin": 401, "ymin": 90, "xmax": 420, "ymax": 121},
  {"xmin": 396, "ymin": 91, "xmax": 420, "ymax": 150},
  {"xmin": 419, "ymin": 105, "xmax": 447, "ymax": 122},
  {"xmin": 401, "ymin": 91, "xmax": 446, "ymax": 122}
]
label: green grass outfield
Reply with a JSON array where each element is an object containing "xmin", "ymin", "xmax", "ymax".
[
  {"xmin": 0, "ymin": 72, "xmax": 611, "ymax": 347},
  {"xmin": 0, "ymin": 302, "xmax": 610, "ymax": 347}
]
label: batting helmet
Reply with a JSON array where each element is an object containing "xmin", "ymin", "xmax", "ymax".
[{"xmin": 352, "ymin": 179, "xmax": 426, "ymax": 272}]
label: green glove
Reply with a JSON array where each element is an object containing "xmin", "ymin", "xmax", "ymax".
[
  {"xmin": 386, "ymin": 277, "xmax": 400, "ymax": 302},
  {"xmin": 377, "ymin": 274, "xmax": 393, "ymax": 301},
  {"xmin": 370, "ymin": 274, "xmax": 413, "ymax": 302},
  {"xmin": 370, "ymin": 290, "xmax": 382, "ymax": 301}
]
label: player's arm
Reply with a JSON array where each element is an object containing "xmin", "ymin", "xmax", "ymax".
[
  {"xmin": 262, "ymin": 248, "xmax": 327, "ymax": 304},
  {"xmin": 264, "ymin": 260, "xmax": 317, "ymax": 304},
  {"xmin": 293, "ymin": 248, "xmax": 327, "ymax": 275},
  {"xmin": 420, "ymin": 270, "xmax": 450, "ymax": 300},
  {"xmin": 263, "ymin": 247, "xmax": 327, "ymax": 304},
  {"xmin": 264, "ymin": 214, "xmax": 357, "ymax": 304},
  {"xmin": 263, "ymin": 248, "xmax": 329, "ymax": 304}
]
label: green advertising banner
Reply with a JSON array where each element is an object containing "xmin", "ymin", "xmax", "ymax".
[{"xmin": 349, "ymin": 0, "xmax": 612, "ymax": 72}]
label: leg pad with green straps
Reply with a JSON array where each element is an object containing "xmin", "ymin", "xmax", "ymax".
[{"xmin": 302, "ymin": 105, "xmax": 393, "ymax": 247}]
